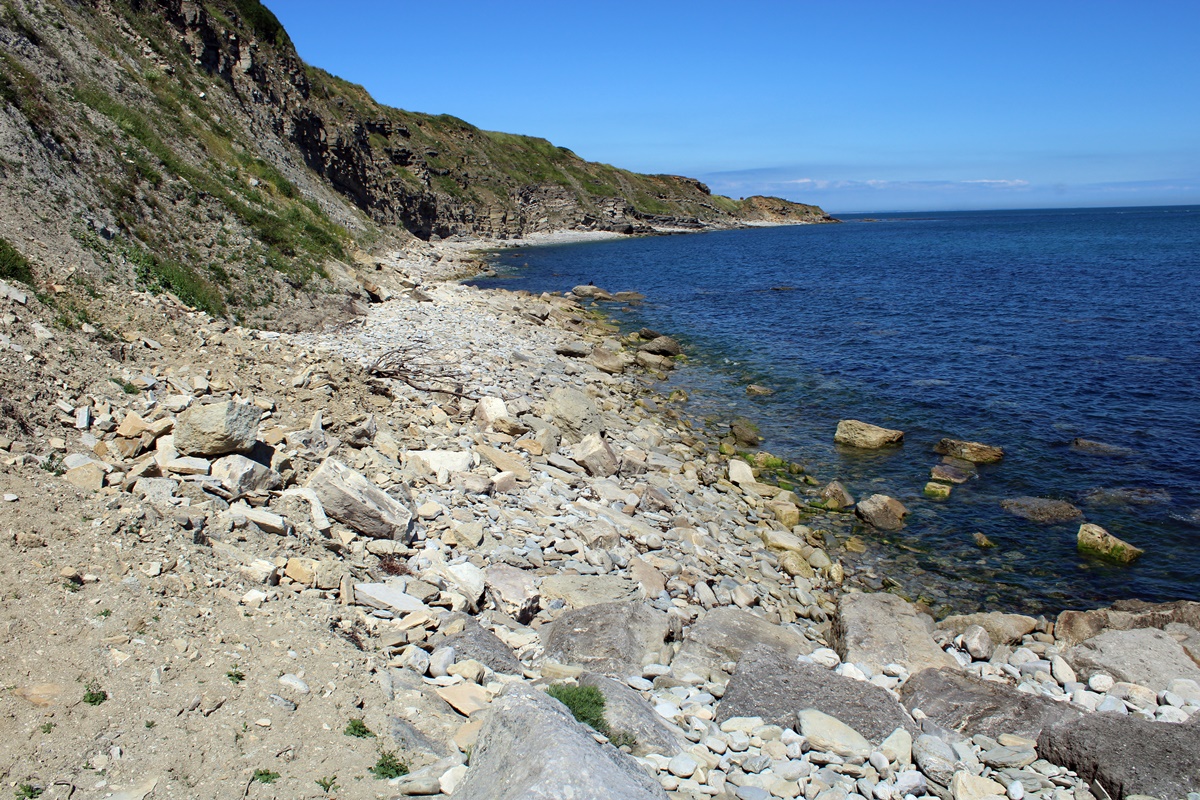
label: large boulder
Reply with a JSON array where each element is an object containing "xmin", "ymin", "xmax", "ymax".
[
  {"xmin": 1000, "ymin": 496, "xmax": 1083, "ymax": 523},
  {"xmin": 542, "ymin": 601, "xmax": 668, "ymax": 676},
  {"xmin": 439, "ymin": 615, "xmax": 524, "ymax": 675},
  {"xmin": 1037, "ymin": 712, "xmax": 1200, "ymax": 800},
  {"xmin": 1066, "ymin": 627, "xmax": 1200, "ymax": 692},
  {"xmin": 542, "ymin": 387, "xmax": 603, "ymax": 445},
  {"xmin": 540, "ymin": 574, "xmax": 638, "ymax": 609},
  {"xmin": 834, "ymin": 593, "xmax": 959, "ymax": 675},
  {"xmin": 855, "ymin": 494, "xmax": 909, "ymax": 530},
  {"xmin": 306, "ymin": 458, "xmax": 413, "ymax": 540},
  {"xmin": 900, "ymin": 668, "xmax": 1082, "ymax": 740},
  {"xmin": 933, "ymin": 438, "xmax": 1004, "ymax": 464},
  {"xmin": 834, "ymin": 419, "xmax": 904, "ymax": 449},
  {"xmin": 638, "ymin": 335, "xmax": 682, "ymax": 357},
  {"xmin": 579, "ymin": 673, "xmax": 687, "ymax": 757},
  {"xmin": 671, "ymin": 607, "xmax": 813, "ymax": 679},
  {"xmin": 716, "ymin": 646, "xmax": 916, "ymax": 742},
  {"xmin": 935, "ymin": 611, "xmax": 1038, "ymax": 646},
  {"xmin": 452, "ymin": 683, "xmax": 668, "ymax": 800},
  {"xmin": 210, "ymin": 453, "xmax": 280, "ymax": 495},
  {"xmin": 174, "ymin": 401, "xmax": 260, "ymax": 457},
  {"xmin": 1054, "ymin": 599, "xmax": 1200, "ymax": 646}
]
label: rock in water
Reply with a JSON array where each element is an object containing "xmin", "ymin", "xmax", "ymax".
[
  {"xmin": 834, "ymin": 419, "xmax": 904, "ymax": 449},
  {"xmin": 174, "ymin": 401, "xmax": 260, "ymax": 456},
  {"xmin": 638, "ymin": 335, "xmax": 682, "ymax": 356},
  {"xmin": 855, "ymin": 494, "xmax": 909, "ymax": 530},
  {"xmin": 1037, "ymin": 711, "xmax": 1200, "ymax": 799},
  {"xmin": 1000, "ymin": 496, "xmax": 1083, "ymax": 523},
  {"xmin": 933, "ymin": 438, "xmax": 1004, "ymax": 463},
  {"xmin": 730, "ymin": 417, "xmax": 762, "ymax": 446},
  {"xmin": 834, "ymin": 592, "xmax": 959, "ymax": 675},
  {"xmin": 542, "ymin": 601, "xmax": 668, "ymax": 677},
  {"xmin": 452, "ymin": 683, "xmax": 668, "ymax": 800},
  {"xmin": 820, "ymin": 480, "xmax": 855, "ymax": 510},
  {"xmin": 306, "ymin": 458, "xmax": 413, "ymax": 540},
  {"xmin": 1076, "ymin": 522, "xmax": 1144, "ymax": 563}
]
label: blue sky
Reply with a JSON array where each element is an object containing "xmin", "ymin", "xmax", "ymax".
[{"xmin": 268, "ymin": 1, "xmax": 1199, "ymax": 213}]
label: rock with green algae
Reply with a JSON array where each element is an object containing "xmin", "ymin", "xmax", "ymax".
[{"xmin": 1077, "ymin": 523, "xmax": 1143, "ymax": 563}]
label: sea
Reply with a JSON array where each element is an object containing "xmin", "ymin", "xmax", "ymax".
[{"xmin": 469, "ymin": 206, "xmax": 1200, "ymax": 616}]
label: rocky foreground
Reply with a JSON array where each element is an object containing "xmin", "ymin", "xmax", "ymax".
[{"xmin": 1, "ymin": 241, "xmax": 1199, "ymax": 800}]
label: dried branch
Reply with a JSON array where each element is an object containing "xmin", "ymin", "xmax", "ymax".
[{"xmin": 367, "ymin": 344, "xmax": 478, "ymax": 400}]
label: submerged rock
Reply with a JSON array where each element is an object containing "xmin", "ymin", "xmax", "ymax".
[
  {"xmin": 834, "ymin": 419, "xmax": 904, "ymax": 449},
  {"xmin": 1077, "ymin": 522, "xmax": 1144, "ymax": 563},
  {"xmin": 933, "ymin": 438, "xmax": 1004, "ymax": 463},
  {"xmin": 1070, "ymin": 437, "xmax": 1133, "ymax": 457},
  {"xmin": 1000, "ymin": 496, "xmax": 1083, "ymax": 523}
]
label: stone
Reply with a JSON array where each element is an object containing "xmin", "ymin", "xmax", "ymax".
[
  {"xmin": 639, "ymin": 335, "xmax": 682, "ymax": 356},
  {"xmin": 210, "ymin": 453, "xmax": 280, "ymax": 495},
  {"xmin": 452, "ymin": 683, "xmax": 668, "ymax": 800},
  {"xmin": 64, "ymin": 462, "xmax": 105, "ymax": 492},
  {"xmin": 474, "ymin": 396, "xmax": 508, "ymax": 427},
  {"xmin": 797, "ymin": 709, "xmax": 872, "ymax": 758},
  {"xmin": 164, "ymin": 456, "xmax": 210, "ymax": 475},
  {"xmin": 485, "ymin": 564, "xmax": 539, "ymax": 623},
  {"xmin": 1076, "ymin": 522, "xmax": 1144, "ymax": 563},
  {"xmin": 766, "ymin": 500, "xmax": 801, "ymax": 527},
  {"xmin": 934, "ymin": 438, "xmax": 1004, "ymax": 463},
  {"xmin": 899, "ymin": 668, "xmax": 1082, "ymax": 740},
  {"xmin": 999, "ymin": 497, "xmax": 1082, "ymax": 523},
  {"xmin": 543, "ymin": 387, "xmax": 603, "ymax": 445},
  {"xmin": 962, "ymin": 625, "xmax": 994, "ymax": 660},
  {"xmin": 834, "ymin": 420, "xmax": 904, "ymax": 449},
  {"xmin": 229, "ymin": 503, "xmax": 290, "ymax": 535},
  {"xmin": 474, "ymin": 444, "xmax": 530, "ymax": 481},
  {"xmin": 174, "ymin": 401, "xmax": 260, "ymax": 457},
  {"xmin": 716, "ymin": 646, "xmax": 916, "ymax": 742},
  {"xmin": 936, "ymin": 612, "xmax": 1038, "ymax": 646},
  {"xmin": 924, "ymin": 481, "xmax": 952, "ymax": 499},
  {"xmin": 951, "ymin": 771, "xmax": 1006, "ymax": 800},
  {"xmin": 629, "ymin": 557, "xmax": 666, "ymax": 596},
  {"xmin": 441, "ymin": 616, "xmax": 524, "ymax": 675},
  {"xmin": 834, "ymin": 593, "xmax": 958, "ymax": 675},
  {"xmin": 446, "ymin": 521, "xmax": 485, "ymax": 549},
  {"xmin": 408, "ymin": 450, "xmax": 473, "ymax": 482},
  {"xmin": 543, "ymin": 601, "xmax": 668, "ymax": 676},
  {"xmin": 354, "ymin": 583, "xmax": 428, "ymax": 614},
  {"xmin": 307, "ymin": 458, "xmax": 413, "ymax": 540},
  {"xmin": 913, "ymin": 734, "xmax": 958, "ymax": 786},
  {"xmin": 728, "ymin": 459, "xmax": 755, "ymax": 485},
  {"xmin": 540, "ymin": 574, "xmax": 638, "ymax": 608},
  {"xmin": 436, "ymin": 683, "xmax": 491, "ymax": 716},
  {"xmin": 589, "ymin": 347, "xmax": 627, "ymax": 374},
  {"xmin": 1037, "ymin": 710, "xmax": 1200, "ymax": 800},
  {"xmin": 855, "ymin": 494, "xmax": 909, "ymax": 530},
  {"xmin": 1066, "ymin": 627, "xmax": 1200, "ymax": 692},
  {"xmin": 672, "ymin": 607, "xmax": 813, "ymax": 679},
  {"xmin": 931, "ymin": 463, "xmax": 973, "ymax": 484},
  {"xmin": 730, "ymin": 417, "xmax": 761, "ymax": 446},
  {"xmin": 1054, "ymin": 599, "xmax": 1200, "ymax": 646},
  {"xmin": 979, "ymin": 746, "xmax": 1036, "ymax": 769},
  {"xmin": 571, "ymin": 432, "xmax": 620, "ymax": 477},
  {"xmin": 820, "ymin": 481, "xmax": 855, "ymax": 510},
  {"xmin": 581, "ymin": 673, "xmax": 686, "ymax": 757}
]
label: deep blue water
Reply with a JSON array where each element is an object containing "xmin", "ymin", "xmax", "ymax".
[{"xmin": 470, "ymin": 207, "xmax": 1200, "ymax": 615}]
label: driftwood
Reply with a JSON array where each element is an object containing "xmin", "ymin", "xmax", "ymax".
[{"xmin": 367, "ymin": 344, "xmax": 478, "ymax": 400}]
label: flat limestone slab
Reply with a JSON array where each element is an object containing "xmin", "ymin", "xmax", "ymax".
[
  {"xmin": 539, "ymin": 574, "xmax": 638, "ymax": 609},
  {"xmin": 833, "ymin": 592, "xmax": 959, "ymax": 675},
  {"xmin": 1066, "ymin": 627, "xmax": 1200, "ymax": 692}
]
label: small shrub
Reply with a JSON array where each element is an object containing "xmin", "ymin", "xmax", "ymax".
[
  {"xmin": 546, "ymin": 683, "xmax": 608, "ymax": 734},
  {"xmin": 368, "ymin": 749, "xmax": 408, "ymax": 780},
  {"xmin": 0, "ymin": 236, "xmax": 34, "ymax": 284},
  {"xmin": 609, "ymin": 730, "xmax": 638, "ymax": 750},
  {"xmin": 344, "ymin": 718, "xmax": 374, "ymax": 738},
  {"xmin": 98, "ymin": 609, "xmax": 111, "ymax": 618},
  {"xmin": 315, "ymin": 775, "xmax": 339, "ymax": 793},
  {"xmin": 378, "ymin": 553, "xmax": 409, "ymax": 576},
  {"xmin": 39, "ymin": 722, "xmax": 54, "ymax": 734},
  {"xmin": 82, "ymin": 682, "xmax": 107, "ymax": 705},
  {"xmin": 252, "ymin": 769, "xmax": 279, "ymax": 784},
  {"xmin": 14, "ymin": 785, "xmax": 43, "ymax": 799},
  {"xmin": 226, "ymin": 667, "xmax": 245, "ymax": 685}
]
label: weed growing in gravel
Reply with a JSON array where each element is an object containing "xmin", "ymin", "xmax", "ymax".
[
  {"xmin": 378, "ymin": 553, "xmax": 409, "ymax": 575},
  {"xmin": 98, "ymin": 609, "xmax": 111, "ymax": 618},
  {"xmin": 344, "ymin": 718, "xmax": 374, "ymax": 738},
  {"xmin": 39, "ymin": 722, "xmax": 54, "ymax": 734},
  {"xmin": 369, "ymin": 749, "xmax": 408, "ymax": 779},
  {"xmin": 14, "ymin": 785, "xmax": 43, "ymax": 799},
  {"xmin": 253, "ymin": 769, "xmax": 280, "ymax": 784},
  {"xmin": 82, "ymin": 682, "xmax": 107, "ymax": 705},
  {"xmin": 315, "ymin": 776, "xmax": 339, "ymax": 793},
  {"xmin": 145, "ymin": 720, "xmax": 155, "ymax": 729},
  {"xmin": 226, "ymin": 667, "xmax": 246, "ymax": 684}
]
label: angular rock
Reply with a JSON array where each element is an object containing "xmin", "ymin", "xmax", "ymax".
[
  {"xmin": 579, "ymin": 673, "xmax": 687, "ymax": 757},
  {"xmin": 473, "ymin": 396, "xmax": 508, "ymax": 427},
  {"xmin": 1054, "ymin": 599, "xmax": 1200, "ymax": 646},
  {"xmin": 855, "ymin": 494, "xmax": 909, "ymax": 530},
  {"xmin": 936, "ymin": 612, "xmax": 1038, "ymax": 646},
  {"xmin": 64, "ymin": 462, "xmax": 105, "ymax": 492},
  {"xmin": 820, "ymin": 480, "xmax": 855, "ymax": 510},
  {"xmin": 672, "ymin": 607, "xmax": 814, "ymax": 679},
  {"xmin": 542, "ymin": 387, "xmax": 602, "ymax": 445},
  {"xmin": 408, "ymin": 450, "xmax": 473, "ymax": 482},
  {"xmin": 452, "ymin": 683, "xmax": 668, "ymax": 800},
  {"xmin": 440, "ymin": 616, "xmax": 524, "ymax": 675},
  {"xmin": 571, "ymin": 432, "xmax": 620, "ymax": 477},
  {"xmin": 899, "ymin": 668, "xmax": 1082, "ymax": 740},
  {"xmin": 728, "ymin": 459, "xmax": 755, "ymax": 486},
  {"xmin": 1037, "ymin": 711, "xmax": 1200, "ymax": 800},
  {"xmin": 961, "ymin": 625, "xmax": 994, "ymax": 661},
  {"xmin": 307, "ymin": 458, "xmax": 413, "ymax": 540},
  {"xmin": 639, "ymin": 336, "xmax": 682, "ymax": 357},
  {"xmin": 1000, "ymin": 496, "xmax": 1082, "ymax": 523},
  {"xmin": 210, "ymin": 453, "xmax": 280, "ymax": 495},
  {"xmin": 834, "ymin": 592, "xmax": 958, "ymax": 675},
  {"xmin": 485, "ymin": 564, "xmax": 540, "ymax": 623},
  {"xmin": 716, "ymin": 646, "xmax": 916, "ymax": 741},
  {"xmin": 174, "ymin": 401, "xmax": 261, "ymax": 457},
  {"xmin": 588, "ymin": 348, "xmax": 627, "ymax": 375},
  {"xmin": 540, "ymin": 574, "xmax": 638, "ymax": 609},
  {"xmin": 1077, "ymin": 522, "xmax": 1144, "ymax": 563},
  {"xmin": 543, "ymin": 601, "xmax": 668, "ymax": 676},
  {"xmin": 354, "ymin": 583, "xmax": 429, "ymax": 614},
  {"xmin": 934, "ymin": 438, "xmax": 1004, "ymax": 464},
  {"xmin": 913, "ymin": 734, "xmax": 958, "ymax": 787},
  {"xmin": 730, "ymin": 417, "xmax": 761, "ymax": 446},
  {"xmin": 951, "ymin": 771, "xmax": 1006, "ymax": 800},
  {"xmin": 1066, "ymin": 627, "xmax": 1200, "ymax": 692},
  {"xmin": 834, "ymin": 420, "xmax": 904, "ymax": 449},
  {"xmin": 797, "ymin": 709, "xmax": 872, "ymax": 758}
]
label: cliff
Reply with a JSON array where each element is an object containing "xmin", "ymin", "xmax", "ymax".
[{"xmin": 0, "ymin": 0, "xmax": 832, "ymax": 326}]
